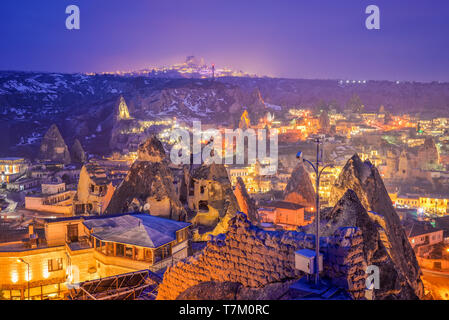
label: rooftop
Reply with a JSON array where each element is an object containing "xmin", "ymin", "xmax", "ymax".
[
  {"xmin": 259, "ymin": 200, "xmax": 305, "ymax": 211},
  {"xmin": 83, "ymin": 214, "xmax": 191, "ymax": 248},
  {"xmin": 405, "ymin": 221, "xmax": 443, "ymax": 238},
  {"xmin": 0, "ymin": 157, "xmax": 25, "ymax": 162}
]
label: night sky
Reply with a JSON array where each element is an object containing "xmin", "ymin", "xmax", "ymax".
[{"xmin": 1, "ymin": 0, "xmax": 449, "ymax": 81}]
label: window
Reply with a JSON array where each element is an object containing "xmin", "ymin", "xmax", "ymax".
[
  {"xmin": 48, "ymin": 258, "xmax": 63, "ymax": 272},
  {"xmin": 125, "ymin": 246, "xmax": 133, "ymax": 258},
  {"xmin": 177, "ymin": 229, "xmax": 188, "ymax": 243},
  {"xmin": 116, "ymin": 243, "xmax": 125, "ymax": 256},
  {"xmin": 106, "ymin": 242, "xmax": 114, "ymax": 256},
  {"xmin": 154, "ymin": 244, "xmax": 171, "ymax": 262},
  {"xmin": 144, "ymin": 249, "xmax": 153, "ymax": 263}
]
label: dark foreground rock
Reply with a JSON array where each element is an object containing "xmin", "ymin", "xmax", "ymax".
[
  {"xmin": 329, "ymin": 154, "xmax": 424, "ymax": 299},
  {"xmin": 176, "ymin": 280, "xmax": 295, "ymax": 300}
]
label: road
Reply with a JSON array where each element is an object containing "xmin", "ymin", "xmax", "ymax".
[
  {"xmin": 422, "ymin": 269, "xmax": 449, "ymax": 300},
  {"xmin": 423, "ymin": 269, "xmax": 449, "ymax": 278}
]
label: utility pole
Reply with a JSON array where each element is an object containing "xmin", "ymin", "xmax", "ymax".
[
  {"xmin": 314, "ymin": 138, "xmax": 320, "ymax": 286},
  {"xmin": 297, "ymin": 137, "xmax": 333, "ymax": 287}
]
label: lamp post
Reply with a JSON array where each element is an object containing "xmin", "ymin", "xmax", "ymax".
[
  {"xmin": 17, "ymin": 258, "xmax": 30, "ymax": 300},
  {"xmin": 296, "ymin": 138, "xmax": 333, "ymax": 287}
]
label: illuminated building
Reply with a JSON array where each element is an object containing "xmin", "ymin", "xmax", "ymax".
[
  {"xmin": 419, "ymin": 196, "xmax": 448, "ymax": 215},
  {"xmin": 405, "ymin": 222, "xmax": 444, "ymax": 256},
  {"xmin": 239, "ymin": 110, "xmax": 251, "ymax": 129},
  {"xmin": 258, "ymin": 200, "xmax": 309, "ymax": 230},
  {"xmin": 309, "ymin": 166, "xmax": 342, "ymax": 206},
  {"xmin": 226, "ymin": 162, "xmax": 275, "ymax": 194},
  {"xmin": 360, "ymin": 150, "xmax": 383, "ymax": 167},
  {"xmin": 72, "ymin": 163, "xmax": 125, "ymax": 215},
  {"xmin": 117, "ymin": 96, "xmax": 131, "ymax": 120},
  {"xmin": 393, "ymin": 194, "xmax": 420, "ymax": 208},
  {"xmin": 25, "ymin": 178, "xmax": 75, "ymax": 215},
  {"xmin": 0, "ymin": 214, "xmax": 190, "ymax": 300},
  {"xmin": 391, "ymin": 193, "xmax": 449, "ymax": 215},
  {"xmin": 0, "ymin": 158, "xmax": 29, "ymax": 184}
]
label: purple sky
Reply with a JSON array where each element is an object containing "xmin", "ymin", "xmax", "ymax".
[{"xmin": 1, "ymin": 0, "xmax": 449, "ymax": 81}]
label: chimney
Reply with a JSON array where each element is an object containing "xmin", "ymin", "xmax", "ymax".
[
  {"xmin": 28, "ymin": 224, "xmax": 34, "ymax": 237},
  {"xmin": 29, "ymin": 223, "xmax": 38, "ymax": 248}
]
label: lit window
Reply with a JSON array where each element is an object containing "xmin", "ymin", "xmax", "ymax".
[{"xmin": 48, "ymin": 258, "xmax": 63, "ymax": 272}]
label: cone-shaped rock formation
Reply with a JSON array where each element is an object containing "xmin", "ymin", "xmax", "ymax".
[
  {"xmin": 105, "ymin": 136, "xmax": 186, "ymax": 221},
  {"xmin": 329, "ymin": 154, "xmax": 424, "ymax": 299},
  {"xmin": 321, "ymin": 189, "xmax": 422, "ymax": 299},
  {"xmin": 70, "ymin": 139, "xmax": 86, "ymax": 164},
  {"xmin": 38, "ymin": 124, "xmax": 71, "ymax": 164},
  {"xmin": 283, "ymin": 161, "xmax": 316, "ymax": 209}
]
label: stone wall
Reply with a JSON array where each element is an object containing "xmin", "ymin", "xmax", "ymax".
[
  {"xmin": 157, "ymin": 213, "xmax": 367, "ymax": 300},
  {"xmin": 322, "ymin": 227, "xmax": 367, "ymax": 299}
]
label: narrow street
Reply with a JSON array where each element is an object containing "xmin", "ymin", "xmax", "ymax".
[{"xmin": 422, "ymin": 269, "xmax": 449, "ymax": 300}]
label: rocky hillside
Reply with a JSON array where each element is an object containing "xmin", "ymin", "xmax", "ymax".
[{"xmin": 1, "ymin": 70, "xmax": 448, "ymax": 158}]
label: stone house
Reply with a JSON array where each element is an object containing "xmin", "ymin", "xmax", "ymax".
[
  {"xmin": 258, "ymin": 200, "xmax": 307, "ymax": 230},
  {"xmin": 0, "ymin": 214, "xmax": 190, "ymax": 300},
  {"xmin": 72, "ymin": 164, "xmax": 117, "ymax": 215}
]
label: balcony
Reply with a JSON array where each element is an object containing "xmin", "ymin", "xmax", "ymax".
[{"xmin": 65, "ymin": 236, "xmax": 92, "ymax": 253}]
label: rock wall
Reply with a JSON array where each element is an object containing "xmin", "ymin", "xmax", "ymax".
[
  {"xmin": 323, "ymin": 227, "xmax": 367, "ymax": 300},
  {"xmin": 157, "ymin": 213, "xmax": 368, "ymax": 300}
]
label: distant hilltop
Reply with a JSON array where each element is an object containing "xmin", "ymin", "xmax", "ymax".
[{"xmin": 88, "ymin": 56, "xmax": 260, "ymax": 79}]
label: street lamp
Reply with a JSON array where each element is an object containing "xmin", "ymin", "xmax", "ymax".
[
  {"xmin": 17, "ymin": 258, "xmax": 30, "ymax": 300},
  {"xmin": 296, "ymin": 138, "xmax": 333, "ymax": 287}
]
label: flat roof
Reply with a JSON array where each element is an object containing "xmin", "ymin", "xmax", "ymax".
[
  {"xmin": 83, "ymin": 214, "xmax": 191, "ymax": 248},
  {"xmin": 295, "ymin": 248, "xmax": 316, "ymax": 258},
  {"xmin": 259, "ymin": 200, "xmax": 304, "ymax": 211},
  {"xmin": 0, "ymin": 157, "xmax": 25, "ymax": 161}
]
